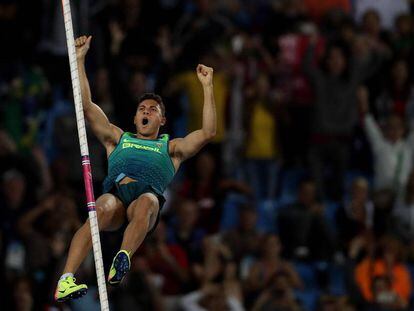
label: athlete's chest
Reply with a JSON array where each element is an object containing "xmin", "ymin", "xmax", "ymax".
[
  {"xmin": 109, "ymin": 135, "xmax": 177, "ymax": 172},
  {"xmin": 121, "ymin": 139, "xmax": 163, "ymax": 154}
]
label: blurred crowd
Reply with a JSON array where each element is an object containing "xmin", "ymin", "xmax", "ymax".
[{"xmin": 3, "ymin": 0, "xmax": 414, "ymax": 310}]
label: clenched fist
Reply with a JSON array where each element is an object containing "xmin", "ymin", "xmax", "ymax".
[
  {"xmin": 75, "ymin": 35, "xmax": 92, "ymax": 60},
  {"xmin": 196, "ymin": 64, "xmax": 214, "ymax": 87}
]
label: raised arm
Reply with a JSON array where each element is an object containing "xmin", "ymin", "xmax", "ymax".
[
  {"xmin": 170, "ymin": 64, "xmax": 216, "ymax": 162},
  {"xmin": 75, "ymin": 36, "xmax": 122, "ymax": 148},
  {"xmin": 303, "ymin": 37, "xmax": 323, "ymax": 85},
  {"xmin": 358, "ymin": 86, "xmax": 385, "ymax": 152}
]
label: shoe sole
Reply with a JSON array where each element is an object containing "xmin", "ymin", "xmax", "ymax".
[
  {"xmin": 56, "ymin": 287, "xmax": 88, "ymax": 302},
  {"xmin": 108, "ymin": 253, "xmax": 130, "ymax": 286}
]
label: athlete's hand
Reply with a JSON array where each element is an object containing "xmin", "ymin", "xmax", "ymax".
[
  {"xmin": 196, "ymin": 64, "xmax": 213, "ymax": 87},
  {"xmin": 75, "ymin": 35, "xmax": 92, "ymax": 60}
]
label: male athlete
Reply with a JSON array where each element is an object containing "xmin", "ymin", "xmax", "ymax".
[{"xmin": 55, "ymin": 35, "xmax": 216, "ymax": 302}]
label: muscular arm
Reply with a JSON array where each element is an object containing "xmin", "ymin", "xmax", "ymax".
[
  {"xmin": 76, "ymin": 36, "xmax": 121, "ymax": 147},
  {"xmin": 171, "ymin": 65, "xmax": 216, "ymax": 161}
]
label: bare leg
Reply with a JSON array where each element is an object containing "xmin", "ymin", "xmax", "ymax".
[
  {"xmin": 120, "ymin": 193, "xmax": 159, "ymax": 256},
  {"xmin": 62, "ymin": 194, "xmax": 125, "ymax": 274}
]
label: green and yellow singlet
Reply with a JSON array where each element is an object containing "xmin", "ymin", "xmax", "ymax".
[{"xmin": 102, "ymin": 132, "xmax": 175, "ymax": 195}]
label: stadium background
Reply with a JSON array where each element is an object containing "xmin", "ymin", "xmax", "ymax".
[{"xmin": 2, "ymin": 0, "xmax": 414, "ymax": 310}]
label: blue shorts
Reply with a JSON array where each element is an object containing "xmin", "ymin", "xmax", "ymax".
[{"xmin": 106, "ymin": 174, "xmax": 165, "ymax": 233}]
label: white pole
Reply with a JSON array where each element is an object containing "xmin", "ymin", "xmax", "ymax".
[{"xmin": 60, "ymin": 1, "xmax": 110, "ymax": 310}]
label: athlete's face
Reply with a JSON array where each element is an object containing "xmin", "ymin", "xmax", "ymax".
[{"xmin": 134, "ymin": 99, "xmax": 165, "ymax": 137}]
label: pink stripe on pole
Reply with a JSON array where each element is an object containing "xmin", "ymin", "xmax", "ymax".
[{"xmin": 81, "ymin": 155, "xmax": 96, "ymax": 211}]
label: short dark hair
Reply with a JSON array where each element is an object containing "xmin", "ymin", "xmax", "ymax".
[{"xmin": 138, "ymin": 93, "xmax": 165, "ymax": 116}]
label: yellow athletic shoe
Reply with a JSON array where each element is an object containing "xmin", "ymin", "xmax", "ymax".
[
  {"xmin": 108, "ymin": 250, "xmax": 130, "ymax": 286},
  {"xmin": 54, "ymin": 276, "xmax": 88, "ymax": 302}
]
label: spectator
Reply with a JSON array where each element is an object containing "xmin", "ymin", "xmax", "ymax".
[
  {"xmin": 167, "ymin": 199, "xmax": 206, "ymax": 262},
  {"xmin": 110, "ymin": 0, "xmax": 161, "ymax": 72},
  {"xmin": 172, "ymin": 0, "xmax": 233, "ymax": 69},
  {"xmin": 17, "ymin": 193, "xmax": 81, "ymax": 306},
  {"xmin": 392, "ymin": 171, "xmax": 414, "ymax": 242},
  {"xmin": 392, "ymin": 14, "xmax": 414, "ymax": 59},
  {"xmin": 244, "ymin": 73, "xmax": 280, "ymax": 200},
  {"xmin": 304, "ymin": 0, "xmax": 351, "ymax": 22},
  {"xmin": 112, "ymin": 255, "xmax": 164, "ymax": 311},
  {"xmin": 372, "ymin": 188, "xmax": 396, "ymax": 238},
  {"xmin": 251, "ymin": 271, "xmax": 302, "ymax": 311},
  {"xmin": 192, "ymin": 236, "xmax": 233, "ymax": 285},
  {"xmin": 305, "ymin": 40, "xmax": 354, "ymax": 192},
  {"xmin": 375, "ymin": 59, "xmax": 414, "ymax": 124},
  {"xmin": 245, "ymin": 234, "xmax": 303, "ymax": 300},
  {"xmin": 304, "ymin": 33, "xmax": 383, "ymax": 199},
  {"xmin": 336, "ymin": 177, "xmax": 374, "ymax": 253},
  {"xmin": 354, "ymin": 236, "xmax": 412, "ymax": 306},
  {"xmin": 359, "ymin": 86, "xmax": 414, "ymax": 196},
  {"xmin": 17, "ymin": 194, "xmax": 81, "ymax": 269},
  {"xmin": 180, "ymin": 151, "xmax": 251, "ymax": 232},
  {"xmin": 143, "ymin": 220, "xmax": 190, "ymax": 295},
  {"xmin": 354, "ymin": 1, "xmax": 410, "ymax": 30},
  {"xmin": 317, "ymin": 295, "xmax": 356, "ymax": 311},
  {"xmin": 38, "ymin": 0, "xmax": 79, "ymax": 89},
  {"xmin": 365, "ymin": 275, "xmax": 407, "ymax": 310},
  {"xmin": 180, "ymin": 282, "xmax": 245, "ymax": 311},
  {"xmin": 92, "ymin": 67, "xmax": 116, "ymax": 121},
  {"xmin": 276, "ymin": 23, "xmax": 323, "ymax": 166},
  {"xmin": 168, "ymin": 50, "xmax": 229, "ymax": 148},
  {"xmin": 114, "ymin": 70, "xmax": 149, "ymax": 132},
  {"xmin": 278, "ymin": 179, "xmax": 335, "ymax": 260},
  {"xmin": 1, "ymin": 169, "xmax": 29, "ymax": 278},
  {"xmin": 223, "ymin": 261, "xmax": 244, "ymax": 309},
  {"xmin": 11, "ymin": 276, "xmax": 34, "ymax": 311},
  {"xmin": 359, "ymin": 10, "xmax": 389, "ymax": 51},
  {"xmin": 221, "ymin": 204, "xmax": 263, "ymax": 262},
  {"xmin": 186, "ymin": 236, "xmax": 244, "ymax": 310}
]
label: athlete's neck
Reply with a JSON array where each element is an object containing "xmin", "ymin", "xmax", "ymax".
[{"xmin": 135, "ymin": 132, "xmax": 159, "ymax": 140}]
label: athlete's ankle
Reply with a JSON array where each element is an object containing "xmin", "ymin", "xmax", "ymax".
[
  {"xmin": 60, "ymin": 272, "xmax": 74, "ymax": 280},
  {"xmin": 119, "ymin": 249, "xmax": 131, "ymax": 256}
]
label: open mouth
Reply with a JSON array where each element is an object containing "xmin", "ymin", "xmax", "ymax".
[{"xmin": 142, "ymin": 118, "xmax": 149, "ymax": 126}]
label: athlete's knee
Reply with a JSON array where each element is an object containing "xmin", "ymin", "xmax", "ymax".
[
  {"xmin": 96, "ymin": 203, "xmax": 116, "ymax": 228},
  {"xmin": 141, "ymin": 194, "xmax": 158, "ymax": 208}
]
